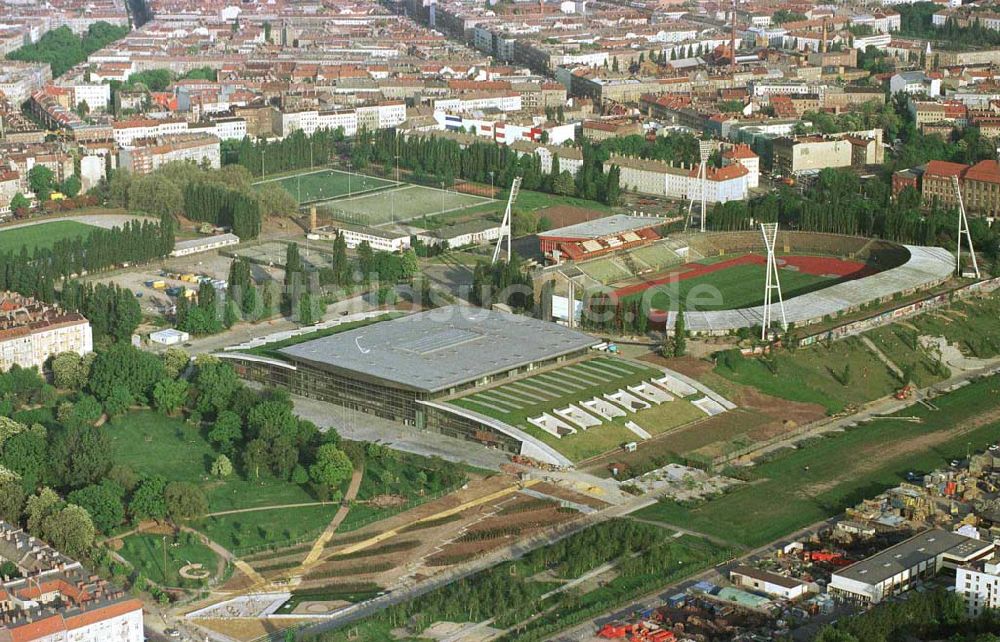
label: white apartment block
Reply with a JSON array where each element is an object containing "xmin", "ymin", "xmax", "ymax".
[
  {"xmin": 119, "ymin": 134, "xmax": 221, "ymax": 175},
  {"xmin": 333, "ymin": 225, "xmax": 411, "ymax": 252},
  {"xmin": 433, "ymin": 93, "xmax": 523, "ymax": 113},
  {"xmin": 190, "ymin": 117, "xmax": 248, "ymax": 141},
  {"xmin": 608, "ymin": 155, "xmax": 749, "ymax": 203},
  {"xmin": 957, "ymin": 561, "xmax": 1000, "ymax": 618},
  {"xmin": 113, "ymin": 118, "xmax": 189, "ymax": 147},
  {"xmin": 0, "ymin": 293, "xmax": 93, "ymax": 370},
  {"xmin": 276, "ymin": 103, "xmax": 405, "ymax": 138},
  {"xmin": 511, "ymin": 141, "xmax": 584, "ymax": 176},
  {"xmin": 52, "ymin": 82, "xmax": 112, "ymax": 111}
]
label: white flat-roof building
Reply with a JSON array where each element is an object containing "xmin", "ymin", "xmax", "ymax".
[
  {"xmin": 730, "ymin": 566, "xmax": 811, "ymax": 600},
  {"xmin": 149, "ymin": 328, "xmax": 190, "ymax": 345},
  {"xmin": 170, "ymin": 233, "xmax": 240, "ymax": 257}
]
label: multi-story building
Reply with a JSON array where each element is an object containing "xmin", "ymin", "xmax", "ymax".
[
  {"xmin": 607, "ymin": 153, "xmax": 750, "ymax": 203},
  {"xmin": 772, "ymin": 130, "xmax": 884, "ymax": 175},
  {"xmin": 920, "ymin": 159, "xmax": 1000, "ymax": 215},
  {"xmin": 581, "ymin": 119, "xmax": 643, "ymax": 142},
  {"xmin": 512, "ymin": 141, "xmax": 584, "ymax": 177},
  {"xmin": 890, "ymin": 71, "xmax": 942, "ymax": 96},
  {"xmin": 0, "ymin": 63, "xmax": 51, "ymax": 104},
  {"xmin": 956, "ymin": 561, "xmax": 1000, "ymax": 618},
  {"xmin": 112, "ymin": 118, "xmax": 189, "ymax": 147},
  {"xmin": 118, "ymin": 134, "xmax": 221, "ymax": 174},
  {"xmin": 722, "ymin": 144, "xmax": 760, "ymax": 188},
  {"xmin": 0, "ymin": 171, "xmax": 21, "ymax": 215},
  {"xmin": 0, "ymin": 292, "xmax": 93, "ymax": 370},
  {"xmin": 921, "ymin": 159, "xmax": 967, "ymax": 208},
  {"xmin": 0, "ymin": 521, "xmax": 143, "ymax": 642}
]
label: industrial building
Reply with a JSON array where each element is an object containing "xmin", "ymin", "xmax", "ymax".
[
  {"xmin": 220, "ymin": 307, "xmax": 597, "ymax": 463},
  {"xmin": 828, "ymin": 529, "xmax": 995, "ymax": 605}
]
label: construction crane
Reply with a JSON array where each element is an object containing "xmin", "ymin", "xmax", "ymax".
[{"xmin": 492, "ymin": 176, "xmax": 522, "ymax": 264}]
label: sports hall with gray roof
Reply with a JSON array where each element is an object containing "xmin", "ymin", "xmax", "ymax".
[{"xmin": 279, "ymin": 305, "xmax": 598, "ymax": 393}]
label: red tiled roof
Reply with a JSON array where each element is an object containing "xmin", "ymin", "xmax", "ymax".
[
  {"xmin": 723, "ymin": 144, "xmax": 757, "ymax": 160},
  {"xmin": 965, "ymin": 159, "xmax": 1000, "ymax": 184},
  {"xmin": 924, "ymin": 159, "xmax": 969, "ymax": 177}
]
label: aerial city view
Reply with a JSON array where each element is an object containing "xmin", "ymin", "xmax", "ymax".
[{"xmin": 4, "ymin": 0, "xmax": 1000, "ymax": 640}]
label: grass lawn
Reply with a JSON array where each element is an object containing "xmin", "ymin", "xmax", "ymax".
[
  {"xmin": 634, "ymin": 375, "xmax": 1000, "ymax": 548},
  {"xmin": 255, "ymin": 168, "xmax": 396, "ymax": 204},
  {"xmin": 118, "ymin": 532, "xmax": 219, "ymax": 588},
  {"xmin": 713, "ymin": 336, "xmax": 902, "ymax": 414},
  {"xmin": 106, "ymin": 411, "xmax": 319, "ymax": 513},
  {"xmin": 865, "ymin": 326, "xmax": 948, "ymax": 388},
  {"xmin": 632, "ymin": 263, "xmax": 842, "ymax": 312},
  {"xmin": 450, "ymin": 357, "xmax": 706, "ymax": 462},
  {"xmin": 907, "ymin": 293, "xmax": 1000, "ymax": 359},
  {"xmin": 338, "ymin": 450, "xmax": 471, "ymax": 532},
  {"xmin": 242, "ymin": 312, "xmax": 404, "ymax": 360},
  {"xmin": 190, "ymin": 505, "xmax": 337, "ymax": 554},
  {"xmin": 512, "ymin": 189, "xmax": 614, "ymax": 214},
  {"xmin": 0, "ymin": 220, "xmax": 96, "ymax": 253}
]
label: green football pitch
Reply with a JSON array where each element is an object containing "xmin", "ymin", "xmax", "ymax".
[
  {"xmin": 317, "ymin": 184, "xmax": 494, "ymax": 227},
  {"xmin": 0, "ymin": 220, "xmax": 96, "ymax": 254},
  {"xmin": 626, "ymin": 263, "xmax": 842, "ymax": 311},
  {"xmin": 255, "ymin": 169, "xmax": 397, "ymax": 204}
]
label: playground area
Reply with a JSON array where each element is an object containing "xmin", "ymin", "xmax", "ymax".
[
  {"xmin": 254, "ymin": 168, "xmax": 397, "ymax": 204},
  {"xmin": 448, "ymin": 357, "xmax": 731, "ymax": 462}
]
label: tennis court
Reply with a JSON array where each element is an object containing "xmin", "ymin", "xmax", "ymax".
[
  {"xmin": 254, "ymin": 169, "xmax": 397, "ymax": 204},
  {"xmin": 316, "ymin": 184, "xmax": 493, "ymax": 227}
]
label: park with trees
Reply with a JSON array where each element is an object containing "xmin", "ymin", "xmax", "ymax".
[{"xmin": 0, "ymin": 338, "xmax": 467, "ymax": 597}]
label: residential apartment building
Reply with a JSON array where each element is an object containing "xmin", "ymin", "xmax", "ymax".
[
  {"xmin": 607, "ymin": 154, "xmax": 750, "ymax": 203},
  {"xmin": 956, "ymin": 561, "xmax": 1000, "ymax": 618},
  {"xmin": 511, "ymin": 141, "xmax": 584, "ymax": 176},
  {"xmin": 921, "ymin": 159, "xmax": 1000, "ymax": 215},
  {"xmin": 581, "ymin": 119, "xmax": 643, "ymax": 142},
  {"xmin": 772, "ymin": 130, "xmax": 884, "ymax": 175},
  {"xmin": 0, "ymin": 521, "xmax": 143, "ymax": 642},
  {"xmin": 113, "ymin": 118, "xmax": 189, "ymax": 147},
  {"xmin": 0, "ymin": 292, "xmax": 93, "ymax": 370},
  {"xmin": 119, "ymin": 134, "xmax": 221, "ymax": 175}
]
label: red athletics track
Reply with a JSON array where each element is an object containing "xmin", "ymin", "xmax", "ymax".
[{"xmin": 613, "ymin": 253, "xmax": 876, "ymax": 299}]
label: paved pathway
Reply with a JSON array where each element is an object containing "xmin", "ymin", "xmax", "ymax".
[
  {"xmin": 860, "ymin": 335, "xmax": 904, "ymax": 380},
  {"xmin": 300, "ymin": 465, "xmax": 365, "ymax": 568},
  {"xmin": 204, "ymin": 501, "xmax": 335, "ymax": 518}
]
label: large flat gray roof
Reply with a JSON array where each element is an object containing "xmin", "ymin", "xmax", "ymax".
[
  {"xmin": 834, "ymin": 529, "xmax": 991, "ymax": 586},
  {"xmin": 538, "ymin": 214, "xmax": 666, "ymax": 240},
  {"xmin": 279, "ymin": 306, "xmax": 598, "ymax": 393}
]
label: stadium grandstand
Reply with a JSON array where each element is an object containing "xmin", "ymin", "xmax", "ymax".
[
  {"xmin": 540, "ymin": 231, "xmax": 955, "ymax": 334},
  {"xmin": 538, "ymin": 214, "xmax": 666, "ymax": 264}
]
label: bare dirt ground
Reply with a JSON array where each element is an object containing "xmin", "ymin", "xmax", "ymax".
[
  {"xmin": 192, "ymin": 617, "xmax": 307, "ymax": 642},
  {"xmin": 579, "ymin": 353, "xmax": 827, "ymax": 476},
  {"xmin": 799, "ymin": 403, "xmax": 1000, "ymax": 496}
]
